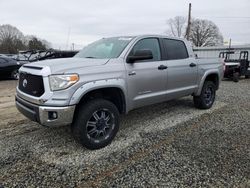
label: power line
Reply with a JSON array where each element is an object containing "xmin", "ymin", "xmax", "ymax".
[{"xmin": 198, "ymin": 16, "xmax": 250, "ymax": 19}]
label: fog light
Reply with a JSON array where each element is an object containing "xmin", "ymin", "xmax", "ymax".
[{"xmin": 48, "ymin": 111, "xmax": 58, "ymax": 120}]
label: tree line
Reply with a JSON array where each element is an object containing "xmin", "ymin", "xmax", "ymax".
[
  {"xmin": 0, "ymin": 24, "xmax": 51, "ymax": 54},
  {"xmin": 166, "ymin": 16, "xmax": 224, "ymax": 47}
]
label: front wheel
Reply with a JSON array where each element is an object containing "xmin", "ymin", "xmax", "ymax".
[
  {"xmin": 193, "ymin": 81, "xmax": 216, "ymax": 109},
  {"xmin": 72, "ymin": 99, "xmax": 120, "ymax": 150}
]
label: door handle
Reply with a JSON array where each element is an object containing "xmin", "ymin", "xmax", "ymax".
[
  {"xmin": 128, "ymin": 71, "xmax": 136, "ymax": 76},
  {"xmin": 189, "ymin": 63, "xmax": 197, "ymax": 67},
  {"xmin": 158, "ymin": 65, "xmax": 168, "ymax": 70}
]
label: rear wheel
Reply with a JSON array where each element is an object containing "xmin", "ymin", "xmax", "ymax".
[
  {"xmin": 193, "ymin": 81, "xmax": 216, "ymax": 109},
  {"xmin": 72, "ymin": 99, "xmax": 120, "ymax": 150},
  {"xmin": 11, "ymin": 69, "xmax": 19, "ymax": 80},
  {"xmin": 233, "ymin": 72, "xmax": 239, "ymax": 82}
]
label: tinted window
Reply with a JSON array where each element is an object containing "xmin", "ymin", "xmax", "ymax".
[
  {"xmin": 163, "ymin": 39, "xmax": 188, "ymax": 60},
  {"xmin": 130, "ymin": 38, "xmax": 161, "ymax": 61}
]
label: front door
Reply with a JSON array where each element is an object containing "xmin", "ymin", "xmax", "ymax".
[{"xmin": 125, "ymin": 38, "xmax": 168, "ymax": 109}]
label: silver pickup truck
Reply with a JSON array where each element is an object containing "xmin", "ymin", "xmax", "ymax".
[{"xmin": 16, "ymin": 35, "xmax": 224, "ymax": 149}]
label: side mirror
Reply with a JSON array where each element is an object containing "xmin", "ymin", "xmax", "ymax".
[{"xmin": 127, "ymin": 49, "xmax": 153, "ymax": 63}]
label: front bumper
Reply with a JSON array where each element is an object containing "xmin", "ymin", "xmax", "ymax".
[{"xmin": 16, "ymin": 95, "xmax": 75, "ymax": 127}]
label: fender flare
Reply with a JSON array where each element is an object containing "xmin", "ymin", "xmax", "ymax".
[
  {"xmin": 194, "ymin": 69, "xmax": 220, "ymax": 96},
  {"xmin": 69, "ymin": 78, "xmax": 127, "ymax": 107}
]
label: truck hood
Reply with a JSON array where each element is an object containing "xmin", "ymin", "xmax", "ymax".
[{"xmin": 28, "ymin": 57, "xmax": 110, "ymax": 73}]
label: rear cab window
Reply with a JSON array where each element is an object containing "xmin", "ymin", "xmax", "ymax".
[{"xmin": 162, "ymin": 38, "xmax": 189, "ymax": 60}]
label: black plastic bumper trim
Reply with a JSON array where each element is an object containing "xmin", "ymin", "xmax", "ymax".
[{"xmin": 15, "ymin": 96, "xmax": 40, "ymax": 123}]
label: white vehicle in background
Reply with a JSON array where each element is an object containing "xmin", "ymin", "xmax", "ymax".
[{"xmin": 219, "ymin": 51, "xmax": 250, "ymax": 82}]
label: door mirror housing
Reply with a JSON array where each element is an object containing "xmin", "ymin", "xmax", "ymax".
[{"xmin": 127, "ymin": 49, "xmax": 153, "ymax": 63}]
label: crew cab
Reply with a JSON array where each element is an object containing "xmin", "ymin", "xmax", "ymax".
[{"xmin": 16, "ymin": 35, "xmax": 224, "ymax": 149}]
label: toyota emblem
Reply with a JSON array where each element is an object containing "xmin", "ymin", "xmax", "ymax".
[{"xmin": 23, "ymin": 79, "xmax": 28, "ymax": 88}]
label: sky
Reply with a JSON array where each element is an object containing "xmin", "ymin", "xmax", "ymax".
[{"xmin": 0, "ymin": 0, "xmax": 250, "ymax": 49}]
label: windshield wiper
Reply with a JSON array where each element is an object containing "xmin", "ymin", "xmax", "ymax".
[{"xmin": 84, "ymin": 56, "xmax": 96, "ymax": 59}]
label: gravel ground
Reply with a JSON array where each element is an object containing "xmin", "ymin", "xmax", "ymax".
[{"xmin": 0, "ymin": 79, "xmax": 250, "ymax": 187}]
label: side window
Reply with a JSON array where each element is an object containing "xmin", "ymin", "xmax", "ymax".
[
  {"xmin": 130, "ymin": 38, "xmax": 161, "ymax": 62},
  {"xmin": 163, "ymin": 39, "xmax": 188, "ymax": 60}
]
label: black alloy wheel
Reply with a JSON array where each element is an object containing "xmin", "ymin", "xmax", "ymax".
[
  {"xmin": 193, "ymin": 81, "xmax": 216, "ymax": 109},
  {"xmin": 86, "ymin": 109, "xmax": 115, "ymax": 143},
  {"xmin": 72, "ymin": 99, "xmax": 120, "ymax": 150}
]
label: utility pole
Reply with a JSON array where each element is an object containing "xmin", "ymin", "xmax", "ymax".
[
  {"xmin": 228, "ymin": 38, "xmax": 232, "ymax": 55},
  {"xmin": 186, "ymin": 3, "xmax": 192, "ymax": 40}
]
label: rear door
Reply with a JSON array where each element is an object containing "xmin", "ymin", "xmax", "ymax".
[
  {"xmin": 161, "ymin": 38, "xmax": 198, "ymax": 99},
  {"xmin": 125, "ymin": 38, "xmax": 168, "ymax": 109}
]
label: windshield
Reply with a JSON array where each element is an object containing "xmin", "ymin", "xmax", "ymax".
[{"xmin": 75, "ymin": 37, "xmax": 133, "ymax": 59}]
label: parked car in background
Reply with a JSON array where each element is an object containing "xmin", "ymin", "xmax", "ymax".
[
  {"xmin": 0, "ymin": 54, "xmax": 16, "ymax": 58},
  {"xmin": 0, "ymin": 50, "xmax": 79, "ymax": 80},
  {"xmin": 0, "ymin": 56, "xmax": 26, "ymax": 80},
  {"xmin": 14, "ymin": 50, "xmax": 79, "ymax": 63}
]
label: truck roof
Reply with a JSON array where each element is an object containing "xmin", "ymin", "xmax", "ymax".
[
  {"xmin": 104, "ymin": 34, "xmax": 187, "ymax": 42},
  {"xmin": 135, "ymin": 34, "xmax": 186, "ymax": 40}
]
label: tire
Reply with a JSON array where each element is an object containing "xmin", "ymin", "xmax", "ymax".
[
  {"xmin": 11, "ymin": 69, "xmax": 19, "ymax": 80},
  {"xmin": 193, "ymin": 81, "xmax": 216, "ymax": 109},
  {"xmin": 72, "ymin": 99, "xmax": 120, "ymax": 150},
  {"xmin": 233, "ymin": 72, "xmax": 239, "ymax": 82},
  {"xmin": 245, "ymin": 75, "xmax": 249, "ymax": 79}
]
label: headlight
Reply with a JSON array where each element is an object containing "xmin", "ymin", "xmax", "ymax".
[{"xmin": 49, "ymin": 74, "xmax": 79, "ymax": 91}]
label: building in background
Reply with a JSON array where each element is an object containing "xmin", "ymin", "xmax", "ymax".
[{"xmin": 193, "ymin": 45, "xmax": 250, "ymax": 59}]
